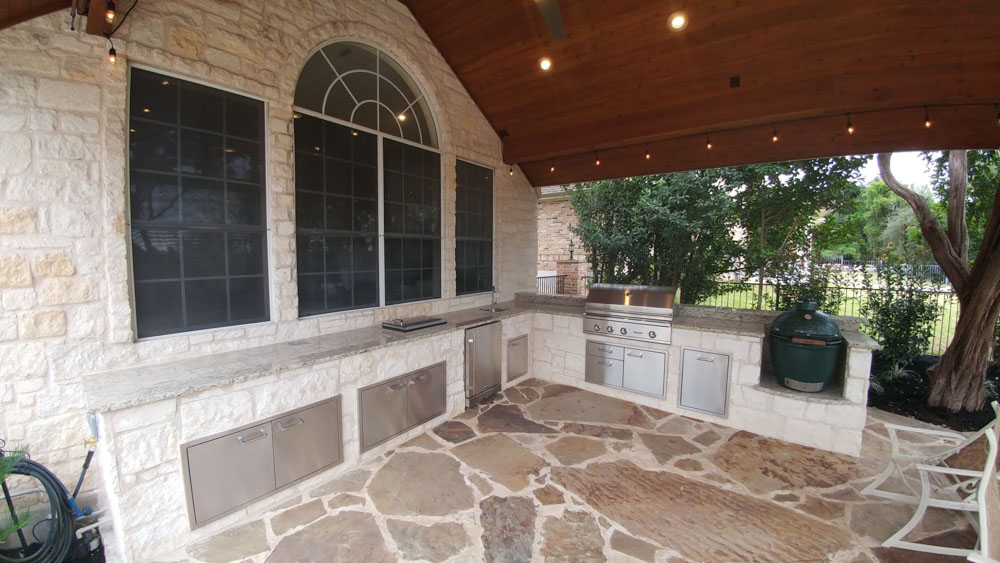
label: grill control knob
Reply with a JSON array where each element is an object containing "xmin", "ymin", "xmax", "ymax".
[
  {"xmin": 593, "ymin": 323, "xmax": 600, "ymax": 331},
  {"xmin": 648, "ymin": 331, "xmax": 657, "ymax": 339},
  {"xmin": 606, "ymin": 326, "xmax": 614, "ymax": 333},
  {"xmin": 620, "ymin": 328, "xmax": 627, "ymax": 335}
]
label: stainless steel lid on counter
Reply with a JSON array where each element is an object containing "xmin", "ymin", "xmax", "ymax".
[{"xmin": 381, "ymin": 316, "xmax": 447, "ymax": 332}]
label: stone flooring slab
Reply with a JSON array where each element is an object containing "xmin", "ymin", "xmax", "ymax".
[
  {"xmin": 609, "ymin": 530, "xmax": 658, "ymax": 562},
  {"xmin": 186, "ymin": 520, "xmax": 268, "ymax": 563},
  {"xmin": 533, "ymin": 484, "xmax": 565, "ymax": 505},
  {"xmin": 265, "ymin": 511, "xmax": 392, "ymax": 563},
  {"xmin": 367, "ymin": 451, "xmax": 474, "ymax": 515},
  {"xmin": 433, "ymin": 420, "xmax": 477, "ymax": 443},
  {"xmin": 452, "ymin": 434, "xmax": 547, "ymax": 492},
  {"xmin": 553, "ymin": 460, "xmax": 855, "ymax": 561},
  {"xmin": 560, "ymin": 422, "xmax": 633, "ymax": 441},
  {"xmin": 386, "ymin": 520, "xmax": 471, "ymax": 561},
  {"xmin": 545, "ymin": 435, "xmax": 606, "ymax": 465},
  {"xmin": 639, "ymin": 432, "xmax": 702, "ymax": 464},
  {"xmin": 477, "ymin": 404, "xmax": 558, "ymax": 434},
  {"xmin": 270, "ymin": 499, "xmax": 325, "ymax": 536},
  {"xmin": 480, "ymin": 496, "xmax": 536, "ymax": 563},
  {"xmin": 527, "ymin": 387, "xmax": 655, "ymax": 428},
  {"xmin": 540, "ymin": 510, "xmax": 606, "ymax": 562},
  {"xmin": 308, "ymin": 467, "xmax": 370, "ymax": 498}
]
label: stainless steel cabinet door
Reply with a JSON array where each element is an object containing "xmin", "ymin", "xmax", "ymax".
[
  {"xmin": 466, "ymin": 322, "xmax": 501, "ymax": 400},
  {"xmin": 586, "ymin": 341, "xmax": 624, "ymax": 360},
  {"xmin": 507, "ymin": 336, "xmax": 529, "ymax": 380},
  {"xmin": 623, "ymin": 347, "xmax": 667, "ymax": 397},
  {"xmin": 360, "ymin": 378, "xmax": 409, "ymax": 451},
  {"xmin": 407, "ymin": 363, "xmax": 446, "ymax": 427},
  {"xmin": 272, "ymin": 398, "xmax": 342, "ymax": 488},
  {"xmin": 585, "ymin": 355, "xmax": 624, "ymax": 387},
  {"xmin": 186, "ymin": 423, "xmax": 275, "ymax": 525},
  {"xmin": 679, "ymin": 349, "xmax": 731, "ymax": 416}
]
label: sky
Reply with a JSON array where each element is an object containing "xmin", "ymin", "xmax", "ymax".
[{"xmin": 860, "ymin": 151, "xmax": 937, "ymax": 189}]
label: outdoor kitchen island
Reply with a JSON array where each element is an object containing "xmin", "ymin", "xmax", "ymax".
[{"xmin": 83, "ymin": 293, "xmax": 876, "ymax": 561}]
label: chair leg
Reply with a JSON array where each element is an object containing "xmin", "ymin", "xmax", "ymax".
[
  {"xmin": 882, "ymin": 470, "xmax": 976, "ymax": 557},
  {"xmin": 862, "ymin": 461, "xmax": 920, "ymax": 503}
]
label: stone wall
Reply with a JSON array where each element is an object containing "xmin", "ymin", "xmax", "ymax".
[
  {"xmin": 0, "ymin": 0, "xmax": 536, "ymax": 532},
  {"xmin": 537, "ymin": 196, "xmax": 581, "ymax": 272}
]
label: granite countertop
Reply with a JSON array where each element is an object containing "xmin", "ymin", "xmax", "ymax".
[{"xmin": 85, "ymin": 297, "xmax": 876, "ymax": 413}]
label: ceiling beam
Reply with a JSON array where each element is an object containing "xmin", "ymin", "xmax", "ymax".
[{"xmin": 0, "ymin": 1, "xmax": 71, "ymax": 31}]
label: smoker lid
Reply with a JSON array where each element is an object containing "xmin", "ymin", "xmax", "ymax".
[
  {"xmin": 585, "ymin": 283, "xmax": 677, "ymax": 310},
  {"xmin": 770, "ymin": 300, "xmax": 842, "ymax": 342}
]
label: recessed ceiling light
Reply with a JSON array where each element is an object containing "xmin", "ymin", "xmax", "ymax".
[
  {"xmin": 669, "ymin": 12, "xmax": 687, "ymax": 31},
  {"xmin": 398, "ymin": 113, "xmax": 407, "ymax": 121},
  {"xmin": 539, "ymin": 57, "xmax": 552, "ymax": 71}
]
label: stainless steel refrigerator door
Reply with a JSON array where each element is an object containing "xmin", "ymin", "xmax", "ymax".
[
  {"xmin": 466, "ymin": 322, "xmax": 501, "ymax": 401},
  {"xmin": 359, "ymin": 378, "xmax": 409, "ymax": 451},
  {"xmin": 272, "ymin": 397, "xmax": 342, "ymax": 488},
  {"xmin": 407, "ymin": 362, "xmax": 447, "ymax": 426}
]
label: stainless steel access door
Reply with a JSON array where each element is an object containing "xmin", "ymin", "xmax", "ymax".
[
  {"xmin": 360, "ymin": 378, "xmax": 409, "ymax": 451},
  {"xmin": 272, "ymin": 398, "xmax": 342, "ymax": 488},
  {"xmin": 623, "ymin": 347, "xmax": 667, "ymax": 397},
  {"xmin": 186, "ymin": 422, "xmax": 275, "ymax": 525},
  {"xmin": 406, "ymin": 362, "xmax": 447, "ymax": 426},
  {"xmin": 466, "ymin": 321, "xmax": 501, "ymax": 404},
  {"xmin": 679, "ymin": 349, "xmax": 731, "ymax": 416}
]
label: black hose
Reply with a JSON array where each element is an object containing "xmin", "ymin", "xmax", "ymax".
[{"xmin": 0, "ymin": 459, "xmax": 75, "ymax": 563}]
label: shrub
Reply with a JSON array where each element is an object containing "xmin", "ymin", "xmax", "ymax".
[
  {"xmin": 767, "ymin": 257, "xmax": 845, "ymax": 314},
  {"xmin": 861, "ymin": 261, "xmax": 942, "ymax": 368}
]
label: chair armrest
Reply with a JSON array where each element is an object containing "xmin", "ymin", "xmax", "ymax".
[{"xmin": 884, "ymin": 423, "xmax": 967, "ymax": 442}]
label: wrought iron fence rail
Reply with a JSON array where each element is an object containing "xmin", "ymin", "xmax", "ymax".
[{"xmin": 536, "ymin": 275, "xmax": 566, "ymax": 295}]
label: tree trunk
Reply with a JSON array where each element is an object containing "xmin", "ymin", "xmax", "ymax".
[{"xmin": 928, "ymin": 292, "xmax": 1000, "ymax": 410}]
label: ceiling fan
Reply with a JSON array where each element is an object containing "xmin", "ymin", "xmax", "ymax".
[{"xmin": 535, "ymin": 0, "xmax": 567, "ymax": 41}]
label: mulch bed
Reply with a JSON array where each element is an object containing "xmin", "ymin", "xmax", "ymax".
[{"xmin": 867, "ymin": 353, "xmax": 998, "ymax": 432}]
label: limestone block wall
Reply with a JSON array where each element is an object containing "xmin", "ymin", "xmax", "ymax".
[
  {"xmin": 531, "ymin": 310, "xmax": 870, "ymax": 456},
  {"xmin": 0, "ymin": 0, "xmax": 536, "ymax": 524}
]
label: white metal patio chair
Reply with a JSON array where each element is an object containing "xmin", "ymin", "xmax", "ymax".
[
  {"xmin": 968, "ymin": 423, "xmax": 1000, "ymax": 562},
  {"xmin": 863, "ymin": 402, "xmax": 999, "ymax": 557},
  {"xmin": 862, "ymin": 407, "xmax": 998, "ymax": 504}
]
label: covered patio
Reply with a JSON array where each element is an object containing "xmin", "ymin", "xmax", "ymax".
[
  {"xmin": 173, "ymin": 378, "xmax": 973, "ymax": 562},
  {"xmin": 0, "ymin": 1, "xmax": 998, "ymax": 562}
]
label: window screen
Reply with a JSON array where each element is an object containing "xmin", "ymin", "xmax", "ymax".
[
  {"xmin": 455, "ymin": 160, "xmax": 493, "ymax": 295},
  {"xmin": 128, "ymin": 68, "xmax": 268, "ymax": 338},
  {"xmin": 295, "ymin": 115, "xmax": 380, "ymax": 315}
]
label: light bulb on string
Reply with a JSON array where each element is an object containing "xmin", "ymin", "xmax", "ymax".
[
  {"xmin": 594, "ymin": 152, "xmax": 600, "ymax": 166},
  {"xmin": 705, "ymin": 134, "xmax": 713, "ymax": 150},
  {"xmin": 105, "ymin": 1, "xmax": 116, "ymax": 23},
  {"xmin": 846, "ymin": 114, "xmax": 855, "ymax": 135},
  {"xmin": 771, "ymin": 126, "xmax": 779, "ymax": 143},
  {"xmin": 107, "ymin": 37, "xmax": 117, "ymax": 65},
  {"xmin": 508, "ymin": 166, "xmax": 514, "ymax": 176},
  {"xmin": 644, "ymin": 145, "xmax": 651, "ymax": 160},
  {"xmin": 924, "ymin": 106, "xmax": 932, "ymax": 128},
  {"xmin": 549, "ymin": 160, "xmax": 555, "ymax": 173}
]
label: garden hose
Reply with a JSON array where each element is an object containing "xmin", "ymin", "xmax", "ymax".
[{"xmin": 0, "ymin": 459, "xmax": 75, "ymax": 563}]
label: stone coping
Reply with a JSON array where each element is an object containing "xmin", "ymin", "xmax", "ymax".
[
  {"xmin": 516, "ymin": 292, "xmax": 878, "ymax": 350},
  {"xmin": 85, "ymin": 303, "xmax": 527, "ymax": 413}
]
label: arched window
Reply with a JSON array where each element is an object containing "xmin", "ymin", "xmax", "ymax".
[
  {"xmin": 294, "ymin": 41, "xmax": 437, "ymax": 149},
  {"xmin": 293, "ymin": 41, "xmax": 441, "ymax": 316}
]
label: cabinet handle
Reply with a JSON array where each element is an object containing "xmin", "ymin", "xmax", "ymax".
[
  {"xmin": 696, "ymin": 354, "xmax": 716, "ymax": 363},
  {"xmin": 388, "ymin": 381, "xmax": 408, "ymax": 392},
  {"xmin": 597, "ymin": 360, "xmax": 612, "ymax": 366},
  {"xmin": 409, "ymin": 374, "xmax": 428, "ymax": 385},
  {"xmin": 627, "ymin": 351, "xmax": 643, "ymax": 358},
  {"xmin": 276, "ymin": 417, "xmax": 304, "ymax": 431},
  {"xmin": 237, "ymin": 428, "xmax": 267, "ymax": 445},
  {"xmin": 510, "ymin": 342, "xmax": 520, "ymax": 348},
  {"xmin": 598, "ymin": 346, "xmax": 612, "ymax": 352}
]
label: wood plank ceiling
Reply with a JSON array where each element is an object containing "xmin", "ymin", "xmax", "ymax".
[
  {"xmin": 0, "ymin": 0, "xmax": 71, "ymax": 30},
  {"xmin": 401, "ymin": 0, "xmax": 1000, "ymax": 186}
]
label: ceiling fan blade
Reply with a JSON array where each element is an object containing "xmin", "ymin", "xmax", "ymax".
[{"xmin": 535, "ymin": 0, "xmax": 567, "ymax": 41}]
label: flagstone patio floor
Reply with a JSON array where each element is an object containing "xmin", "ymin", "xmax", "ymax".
[{"xmin": 168, "ymin": 378, "xmax": 977, "ymax": 562}]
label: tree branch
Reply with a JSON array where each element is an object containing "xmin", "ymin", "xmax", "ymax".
[
  {"xmin": 877, "ymin": 153, "xmax": 971, "ymax": 295},
  {"xmin": 947, "ymin": 151, "xmax": 970, "ymax": 264}
]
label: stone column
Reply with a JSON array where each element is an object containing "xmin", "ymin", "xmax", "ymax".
[{"xmin": 555, "ymin": 260, "xmax": 590, "ymax": 296}]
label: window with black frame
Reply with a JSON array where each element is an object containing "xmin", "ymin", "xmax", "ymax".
[
  {"xmin": 294, "ymin": 116, "xmax": 380, "ymax": 315},
  {"xmin": 292, "ymin": 40, "xmax": 441, "ymax": 314},
  {"xmin": 128, "ymin": 68, "xmax": 268, "ymax": 338},
  {"xmin": 455, "ymin": 160, "xmax": 493, "ymax": 295}
]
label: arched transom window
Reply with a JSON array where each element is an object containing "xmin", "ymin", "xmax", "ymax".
[{"xmin": 294, "ymin": 41, "xmax": 438, "ymax": 149}]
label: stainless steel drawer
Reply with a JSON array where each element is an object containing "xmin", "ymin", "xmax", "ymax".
[
  {"xmin": 273, "ymin": 398, "xmax": 342, "ymax": 488},
  {"xmin": 185, "ymin": 422, "xmax": 275, "ymax": 526},
  {"xmin": 360, "ymin": 377, "xmax": 410, "ymax": 451},
  {"xmin": 623, "ymin": 347, "xmax": 666, "ymax": 397},
  {"xmin": 406, "ymin": 362, "xmax": 446, "ymax": 427},
  {"xmin": 586, "ymin": 340, "xmax": 624, "ymax": 360},
  {"xmin": 679, "ymin": 349, "xmax": 731, "ymax": 417},
  {"xmin": 585, "ymin": 355, "xmax": 624, "ymax": 387},
  {"xmin": 507, "ymin": 335, "xmax": 528, "ymax": 380}
]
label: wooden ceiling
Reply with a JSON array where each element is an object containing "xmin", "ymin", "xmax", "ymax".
[
  {"xmin": 0, "ymin": 0, "xmax": 70, "ymax": 30},
  {"xmin": 401, "ymin": 0, "xmax": 1000, "ymax": 186}
]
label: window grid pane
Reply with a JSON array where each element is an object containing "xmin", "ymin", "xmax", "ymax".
[
  {"xmin": 129, "ymin": 68, "xmax": 269, "ymax": 338},
  {"xmin": 296, "ymin": 116, "xmax": 381, "ymax": 316},
  {"xmin": 455, "ymin": 160, "xmax": 493, "ymax": 295}
]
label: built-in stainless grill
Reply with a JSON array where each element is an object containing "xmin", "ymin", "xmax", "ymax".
[{"xmin": 583, "ymin": 284, "xmax": 676, "ymax": 344}]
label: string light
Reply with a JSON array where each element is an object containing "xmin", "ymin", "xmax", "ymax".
[
  {"xmin": 107, "ymin": 38, "xmax": 116, "ymax": 65},
  {"xmin": 594, "ymin": 152, "xmax": 600, "ymax": 166},
  {"xmin": 771, "ymin": 126, "xmax": 779, "ymax": 143},
  {"xmin": 105, "ymin": 1, "xmax": 116, "ymax": 23},
  {"xmin": 508, "ymin": 166, "xmax": 514, "ymax": 176},
  {"xmin": 846, "ymin": 114, "xmax": 855, "ymax": 135},
  {"xmin": 644, "ymin": 145, "xmax": 651, "ymax": 160},
  {"xmin": 705, "ymin": 134, "xmax": 713, "ymax": 150},
  {"xmin": 549, "ymin": 160, "xmax": 555, "ymax": 173},
  {"xmin": 924, "ymin": 106, "xmax": 932, "ymax": 128}
]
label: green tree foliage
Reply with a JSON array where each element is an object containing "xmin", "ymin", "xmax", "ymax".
[
  {"xmin": 861, "ymin": 262, "xmax": 942, "ymax": 369},
  {"xmin": 727, "ymin": 157, "xmax": 868, "ymax": 307},
  {"xmin": 569, "ymin": 171, "xmax": 740, "ymax": 304},
  {"xmin": 925, "ymin": 150, "xmax": 1000, "ymax": 258},
  {"xmin": 767, "ymin": 251, "xmax": 844, "ymax": 314}
]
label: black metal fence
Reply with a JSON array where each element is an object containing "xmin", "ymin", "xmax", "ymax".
[
  {"xmin": 537, "ymin": 275, "xmax": 566, "ymax": 295},
  {"xmin": 821, "ymin": 258, "xmax": 945, "ymax": 281},
  {"xmin": 699, "ymin": 282, "xmax": 959, "ymax": 356}
]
